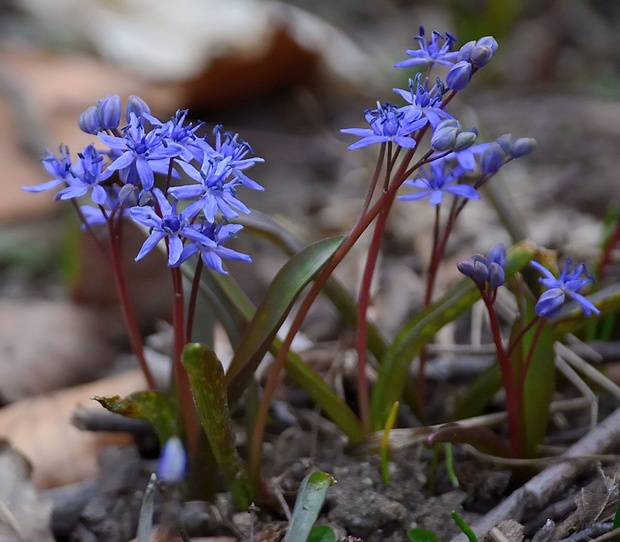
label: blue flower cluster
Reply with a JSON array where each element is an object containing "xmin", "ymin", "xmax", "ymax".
[
  {"xmin": 341, "ymin": 27, "xmax": 535, "ymax": 208},
  {"xmin": 457, "ymin": 243, "xmax": 507, "ymax": 289},
  {"xmin": 23, "ymin": 95, "xmax": 263, "ymax": 274}
]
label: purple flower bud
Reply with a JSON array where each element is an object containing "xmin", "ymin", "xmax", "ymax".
[
  {"xmin": 138, "ymin": 190, "xmax": 155, "ymax": 207},
  {"xmin": 435, "ymin": 119, "xmax": 461, "ymax": 131},
  {"xmin": 96, "ymin": 94, "xmax": 121, "ymax": 130},
  {"xmin": 457, "ymin": 41, "xmax": 475, "ymax": 63},
  {"xmin": 78, "ymin": 106, "xmax": 103, "ymax": 135},
  {"xmin": 157, "ymin": 437, "xmax": 187, "ymax": 483},
  {"xmin": 511, "ymin": 137, "xmax": 536, "ymax": 158},
  {"xmin": 125, "ymin": 95, "xmax": 151, "ymax": 123},
  {"xmin": 470, "ymin": 45, "xmax": 493, "ymax": 68},
  {"xmin": 495, "ymin": 134, "xmax": 514, "ymax": 155},
  {"xmin": 446, "ymin": 61, "xmax": 473, "ymax": 91},
  {"xmin": 453, "ymin": 130, "xmax": 477, "ymax": 151},
  {"xmin": 487, "ymin": 262, "xmax": 505, "ymax": 288},
  {"xmin": 476, "ymin": 36, "xmax": 498, "ymax": 54},
  {"xmin": 472, "ymin": 260, "xmax": 489, "ymax": 283},
  {"xmin": 431, "ymin": 125, "xmax": 459, "ymax": 151},
  {"xmin": 487, "ymin": 243, "xmax": 507, "ymax": 268},
  {"xmin": 481, "ymin": 142, "xmax": 505, "ymax": 174},
  {"xmin": 457, "ymin": 259, "xmax": 475, "ymax": 277}
]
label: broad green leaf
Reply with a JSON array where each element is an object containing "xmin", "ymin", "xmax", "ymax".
[
  {"xmin": 94, "ymin": 391, "xmax": 178, "ymax": 444},
  {"xmin": 199, "ymin": 260, "xmax": 364, "ymax": 442},
  {"xmin": 370, "ymin": 240, "xmax": 539, "ymax": 430},
  {"xmin": 308, "ymin": 525, "xmax": 337, "ymax": 542},
  {"xmin": 520, "ymin": 305, "xmax": 555, "ymax": 458},
  {"xmin": 283, "ymin": 471, "xmax": 335, "ymax": 542},
  {"xmin": 407, "ymin": 528, "xmax": 441, "ymax": 542},
  {"xmin": 182, "ymin": 343, "xmax": 253, "ymax": 510},
  {"xmin": 226, "ymin": 236, "xmax": 344, "ymax": 404}
]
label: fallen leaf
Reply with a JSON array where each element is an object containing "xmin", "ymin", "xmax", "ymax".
[{"xmin": 0, "ymin": 370, "xmax": 147, "ymax": 488}]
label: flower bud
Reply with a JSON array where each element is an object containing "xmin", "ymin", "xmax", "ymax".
[
  {"xmin": 435, "ymin": 119, "xmax": 461, "ymax": 131},
  {"xmin": 157, "ymin": 437, "xmax": 187, "ymax": 483},
  {"xmin": 96, "ymin": 94, "xmax": 121, "ymax": 130},
  {"xmin": 487, "ymin": 243, "xmax": 507, "ymax": 268},
  {"xmin": 457, "ymin": 41, "xmax": 475, "ymax": 63},
  {"xmin": 476, "ymin": 36, "xmax": 498, "ymax": 54},
  {"xmin": 511, "ymin": 137, "xmax": 537, "ymax": 158},
  {"xmin": 125, "ymin": 95, "xmax": 151, "ymax": 123},
  {"xmin": 472, "ymin": 260, "xmax": 489, "ymax": 283},
  {"xmin": 118, "ymin": 184, "xmax": 139, "ymax": 208},
  {"xmin": 138, "ymin": 190, "xmax": 155, "ymax": 207},
  {"xmin": 78, "ymin": 106, "xmax": 103, "ymax": 135},
  {"xmin": 446, "ymin": 61, "xmax": 473, "ymax": 91},
  {"xmin": 453, "ymin": 130, "xmax": 477, "ymax": 151},
  {"xmin": 431, "ymin": 125, "xmax": 459, "ymax": 151},
  {"xmin": 495, "ymin": 134, "xmax": 514, "ymax": 156},
  {"xmin": 457, "ymin": 259, "xmax": 475, "ymax": 277},
  {"xmin": 470, "ymin": 45, "xmax": 493, "ymax": 68},
  {"xmin": 481, "ymin": 142, "xmax": 505, "ymax": 174},
  {"xmin": 487, "ymin": 262, "xmax": 505, "ymax": 288}
]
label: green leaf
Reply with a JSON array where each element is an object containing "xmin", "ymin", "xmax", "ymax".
[
  {"xmin": 226, "ymin": 236, "xmax": 344, "ymax": 405},
  {"xmin": 136, "ymin": 473, "xmax": 157, "ymax": 542},
  {"xmin": 520, "ymin": 309, "xmax": 555, "ymax": 458},
  {"xmin": 283, "ymin": 471, "xmax": 335, "ymax": 542},
  {"xmin": 93, "ymin": 391, "xmax": 178, "ymax": 444},
  {"xmin": 308, "ymin": 525, "xmax": 337, "ymax": 542},
  {"xmin": 182, "ymin": 343, "xmax": 254, "ymax": 510},
  {"xmin": 371, "ymin": 240, "xmax": 539, "ymax": 430},
  {"xmin": 407, "ymin": 528, "xmax": 441, "ymax": 542},
  {"xmin": 451, "ymin": 510, "xmax": 478, "ymax": 542}
]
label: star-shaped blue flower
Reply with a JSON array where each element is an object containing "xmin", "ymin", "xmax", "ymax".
[
  {"xmin": 394, "ymin": 74, "xmax": 453, "ymax": 128},
  {"xmin": 398, "ymin": 160, "xmax": 480, "ymax": 206},
  {"xmin": 531, "ymin": 259, "xmax": 600, "ymax": 318},
  {"xmin": 341, "ymin": 102, "xmax": 426, "ymax": 150},
  {"xmin": 129, "ymin": 188, "xmax": 208, "ymax": 266},
  {"xmin": 394, "ymin": 27, "xmax": 459, "ymax": 69}
]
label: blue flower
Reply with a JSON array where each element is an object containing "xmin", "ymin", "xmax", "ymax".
[
  {"xmin": 341, "ymin": 102, "xmax": 426, "ymax": 150},
  {"xmin": 398, "ymin": 160, "xmax": 480, "ymax": 206},
  {"xmin": 22, "ymin": 145, "xmax": 73, "ymax": 194},
  {"xmin": 129, "ymin": 188, "xmax": 209, "ymax": 266},
  {"xmin": 177, "ymin": 220, "xmax": 251, "ymax": 274},
  {"xmin": 55, "ymin": 144, "xmax": 108, "ymax": 205},
  {"xmin": 394, "ymin": 27, "xmax": 459, "ymax": 69},
  {"xmin": 394, "ymin": 74, "xmax": 453, "ymax": 128},
  {"xmin": 99, "ymin": 113, "xmax": 184, "ymax": 190},
  {"xmin": 148, "ymin": 109, "xmax": 208, "ymax": 163},
  {"xmin": 157, "ymin": 436, "xmax": 187, "ymax": 483},
  {"xmin": 531, "ymin": 259, "xmax": 600, "ymax": 318}
]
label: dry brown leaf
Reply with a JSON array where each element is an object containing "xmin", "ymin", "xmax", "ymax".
[{"xmin": 0, "ymin": 370, "xmax": 146, "ymax": 488}]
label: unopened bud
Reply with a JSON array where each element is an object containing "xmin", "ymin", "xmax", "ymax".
[
  {"xmin": 446, "ymin": 61, "xmax": 473, "ymax": 91},
  {"xmin": 476, "ymin": 36, "xmax": 498, "ymax": 54},
  {"xmin": 512, "ymin": 137, "xmax": 537, "ymax": 158},
  {"xmin": 125, "ymin": 95, "xmax": 151, "ymax": 123},
  {"xmin": 78, "ymin": 106, "xmax": 103, "ymax": 135},
  {"xmin": 431, "ymin": 126, "xmax": 459, "ymax": 151},
  {"xmin": 96, "ymin": 94, "xmax": 121, "ymax": 130},
  {"xmin": 472, "ymin": 260, "xmax": 489, "ymax": 283},
  {"xmin": 481, "ymin": 142, "xmax": 505, "ymax": 175},
  {"xmin": 118, "ymin": 184, "xmax": 139, "ymax": 208},
  {"xmin": 453, "ymin": 130, "xmax": 477, "ymax": 151},
  {"xmin": 495, "ymin": 134, "xmax": 514, "ymax": 155},
  {"xmin": 470, "ymin": 45, "xmax": 493, "ymax": 68},
  {"xmin": 457, "ymin": 41, "xmax": 475, "ymax": 63},
  {"xmin": 488, "ymin": 262, "xmax": 505, "ymax": 288}
]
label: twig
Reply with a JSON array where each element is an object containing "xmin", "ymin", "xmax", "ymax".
[{"xmin": 449, "ymin": 406, "xmax": 620, "ymax": 542}]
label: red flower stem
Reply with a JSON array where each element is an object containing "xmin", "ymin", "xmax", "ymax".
[
  {"xmin": 355, "ymin": 190, "xmax": 397, "ymax": 431},
  {"xmin": 185, "ymin": 258, "xmax": 204, "ymax": 343},
  {"xmin": 248, "ymin": 148, "xmax": 434, "ymax": 485},
  {"xmin": 107, "ymin": 215, "xmax": 157, "ymax": 389},
  {"xmin": 478, "ymin": 284, "xmax": 521, "ymax": 456},
  {"xmin": 170, "ymin": 266, "xmax": 199, "ymax": 455},
  {"xmin": 507, "ymin": 315, "xmax": 540, "ymax": 357}
]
